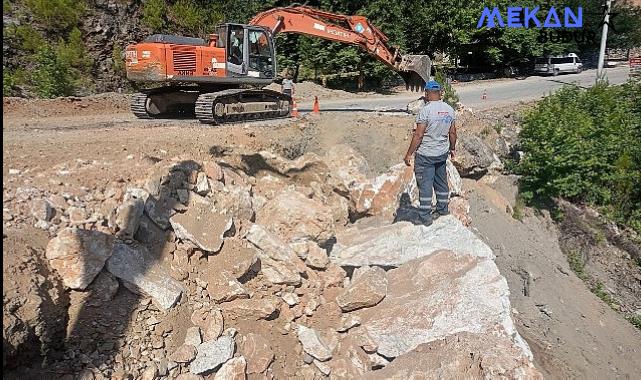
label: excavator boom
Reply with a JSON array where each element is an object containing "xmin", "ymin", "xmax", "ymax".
[{"xmin": 250, "ymin": 6, "xmax": 430, "ymax": 90}]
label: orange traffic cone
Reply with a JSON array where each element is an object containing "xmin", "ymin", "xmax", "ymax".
[
  {"xmin": 291, "ymin": 98, "xmax": 299, "ymax": 117},
  {"xmin": 312, "ymin": 96, "xmax": 320, "ymax": 114},
  {"xmin": 481, "ymin": 89, "xmax": 487, "ymax": 100}
]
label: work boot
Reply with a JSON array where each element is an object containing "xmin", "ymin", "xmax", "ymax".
[
  {"xmin": 414, "ymin": 216, "xmax": 432, "ymax": 227},
  {"xmin": 431, "ymin": 210, "xmax": 449, "ymax": 222}
]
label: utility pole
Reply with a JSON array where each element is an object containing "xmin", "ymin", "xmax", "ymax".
[{"xmin": 597, "ymin": 0, "xmax": 614, "ymax": 81}]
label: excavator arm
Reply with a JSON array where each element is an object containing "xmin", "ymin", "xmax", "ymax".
[{"xmin": 249, "ymin": 6, "xmax": 430, "ymax": 90}]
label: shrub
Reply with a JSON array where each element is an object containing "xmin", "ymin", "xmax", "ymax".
[
  {"xmin": 516, "ymin": 81, "xmax": 641, "ymax": 233},
  {"xmin": 14, "ymin": 24, "xmax": 46, "ymax": 52},
  {"xmin": 112, "ymin": 45, "xmax": 125, "ymax": 74},
  {"xmin": 142, "ymin": 0, "xmax": 166, "ymax": 32},
  {"xmin": 31, "ymin": 47, "xmax": 73, "ymax": 98},
  {"xmin": 3, "ymin": 67, "xmax": 17, "ymax": 96},
  {"xmin": 25, "ymin": 0, "xmax": 85, "ymax": 31}
]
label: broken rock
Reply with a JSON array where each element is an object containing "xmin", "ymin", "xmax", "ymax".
[
  {"xmin": 337, "ymin": 267, "xmax": 387, "ymax": 312},
  {"xmin": 170, "ymin": 201, "xmax": 233, "ymax": 253},
  {"xmin": 239, "ymin": 333, "xmax": 274, "ymax": 375},
  {"xmin": 115, "ymin": 198, "xmax": 145, "ymax": 238},
  {"xmin": 169, "ymin": 345, "xmax": 197, "ymax": 363},
  {"xmin": 220, "ymin": 298, "xmax": 278, "ymax": 321},
  {"xmin": 145, "ymin": 193, "xmax": 177, "ymax": 230},
  {"xmin": 297, "ymin": 325, "xmax": 332, "ymax": 362},
  {"xmin": 184, "ymin": 327, "xmax": 203, "ymax": 346},
  {"xmin": 191, "ymin": 308, "xmax": 224, "ymax": 341},
  {"xmin": 195, "ymin": 172, "xmax": 210, "ymax": 195},
  {"xmin": 365, "ymin": 332, "xmax": 542, "ymax": 379},
  {"xmin": 255, "ymin": 189, "xmax": 335, "ymax": 244},
  {"xmin": 30, "ymin": 198, "xmax": 54, "ymax": 221},
  {"xmin": 207, "ymin": 272, "xmax": 250, "ymax": 303},
  {"xmin": 190, "ymin": 335, "xmax": 235, "ymax": 375},
  {"xmin": 356, "ymin": 250, "xmax": 532, "ymax": 359},
  {"xmin": 106, "ymin": 241, "xmax": 184, "ymax": 310},
  {"xmin": 305, "ymin": 243, "xmax": 329, "ymax": 270},
  {"xmin": 331, "ymin": 216, "xmax": 494, "ymax": 267},
  {"xmin": 213, "ymin": 356, "xmax": 247, "ymax": 380},
  {"xmin": 246, "ymin": 224, "xmax": 302, "ymax": 285},
  {"xmin": 45, "ymin": 228, "xmax": 115, "ymax": 290}
]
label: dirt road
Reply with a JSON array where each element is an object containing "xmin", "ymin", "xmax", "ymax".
[{"xmin": 4, "ymin": 92, "xmax": 641, "ymax": 379}]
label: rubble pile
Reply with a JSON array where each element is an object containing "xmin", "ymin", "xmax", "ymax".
[{"xmin": 3, "ymin": 145, "xmax": 540, "ymax": 379}]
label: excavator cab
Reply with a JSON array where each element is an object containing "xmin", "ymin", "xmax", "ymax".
[{"xmin": 220, "ymin": 24, "xmax": 276, "ymax": 79}]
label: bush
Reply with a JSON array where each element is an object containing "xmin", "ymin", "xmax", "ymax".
[
  {"xmin": 31, "ymin": 47, "xmax": 74, "ymax": 98},
  {"xmin": 3, "ymin": 67, "xmax": 17, "ymax": 96},
  {"xmin": 112, "ymin": 45, "xmax": 125, "ymax": 74},
  {"xmin": 14, "ymin": 25, "xmax": 46, "ymax": 52},
  {"xmin": 142, "ymin": 0, "xmax": 166, "ymax": 32},
  {"xmin": 25, "ymin": 0, "xmax": 84, "ymax": 31},
  {"xmin": 517, "ymin": 81, "xmax": 641, "ymax": 233}
]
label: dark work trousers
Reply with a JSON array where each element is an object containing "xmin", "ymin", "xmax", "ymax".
[
  {"xmin": 283, "ymin": 89, "xmax": 292, "ymax": 98},
  {"xmin": 414, "ymin": 152, "xmax": 449, "ymax": 222}
]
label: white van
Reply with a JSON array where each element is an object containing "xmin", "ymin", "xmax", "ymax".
[{"xmin": 534, "ymin": 53, "xmax": 583, "ymax": 76}]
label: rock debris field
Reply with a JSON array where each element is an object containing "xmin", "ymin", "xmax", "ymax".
[{"xmin": 3, "ymin": 139, "xmax": 542, "ymax": 379}]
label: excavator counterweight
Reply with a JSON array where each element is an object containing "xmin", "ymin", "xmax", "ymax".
[{"xmin": 125, "ymin": 6, "xmax": 431, "ymax": 124}]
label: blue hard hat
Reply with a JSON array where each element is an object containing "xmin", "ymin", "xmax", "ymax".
[{"xmin": 424, "ymin": 80, "xmax": 442, "ymax": 91}]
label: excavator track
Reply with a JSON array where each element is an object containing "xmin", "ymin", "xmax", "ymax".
[
  {"xmin": 130, "ymin": 92, "xmax": 153, "ymax": 119},
  {"xmin": 195, "ymin": 88, "xmax": 290, "ymax": 125},
  {"xmin": 130, "ymin": 89, "xmax": 200, "ymax": 120}
]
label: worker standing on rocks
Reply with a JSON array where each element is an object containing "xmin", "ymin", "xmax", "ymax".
[
  {"xmin": 281, "ymin": 74, "xmax": 295, "ymax": 98},
  {"xmin": 404, "ymin": 80, "xmax": 457, "ymax": 226}
]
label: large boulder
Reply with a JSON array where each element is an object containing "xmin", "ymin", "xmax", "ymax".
[
  {"xmin": 169, "ymin": 201, "xmax": 233, "ymax": 253},
  {"xmin": 454, "ymin": 135, "xmax": 502, "ymax": 178},
  {"xmin": 336, "ymin": 267, "xmax": 388, "ymax": 312},
  {"xmin": 45, "ymin": 228, "xmax": 115, "ymax": 290},
  {"xmin": 245, "ymin": 224, "xmax": 303, "ymax": 286},
  {"xmin": 330, "ymin": 216, "xmax": 493, "ymax": 268},
  {"xmin": 255, "ymin": 189, "xmax": 335, "ymax": 245},
  {"xmin": 354, "ymin": 250, "xmax": 532, "ymax": 360},
  {"xmin": 322, "ymin": 145, "xmax": 370, "ymax": 194},
  {"xmin": 353, "ymin": 164, "xmax": 415, "ymax": 217},
  {"xmin": 365, "ymin": 332, "xmax": 542, "ymax": 379},
  {"xmin": 106, "ymin": 241, "xmax": 184, "ymax": 310}
]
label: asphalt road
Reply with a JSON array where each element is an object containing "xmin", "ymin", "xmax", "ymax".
[{"xmin": 298, "ymin": 66, "xmax": 632, "ymax": 112}]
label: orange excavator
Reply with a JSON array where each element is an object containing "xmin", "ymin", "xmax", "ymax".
[{"xmin": 125, "ymin": 6, "xmax": 431, "ymax": 124}]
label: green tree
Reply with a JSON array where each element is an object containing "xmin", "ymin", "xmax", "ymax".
[
  {"xmin": 142, "ymin": 0, "xmax": 167, "ymax": 32},
  {"xmin": 32, "ymin": 47, "xmax": 73, "ymax": 98},
  {"xmin": 25, "ymin": 0, "xmax": 85, "ymax": 31},
  {"xmin": 517, "ymin": 80, "xmax": 641, "ymax": 232}
]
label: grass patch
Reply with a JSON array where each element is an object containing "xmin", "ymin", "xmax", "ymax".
[
  {"xmin": 493, "ymin": 121, "xmax": 505, "ymax": 134},
  {"xmin": 626, "ymin": 315, "xmax": 641, "ymax": 330},
  {"xmin": 566, "ymin": 249, "xmax": 587, "ymax": 280},
  {"xmin": 512, "ymin": 197, "xmax": 525, "ymax": 221},
  {"xmin": 591, "ymin": 281, "xmax": 617, "ymax": 308}
]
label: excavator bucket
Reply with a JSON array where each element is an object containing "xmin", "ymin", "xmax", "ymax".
[{"xmin": 398, "ymin": 55, "xmax": 432, "ymax": 91}]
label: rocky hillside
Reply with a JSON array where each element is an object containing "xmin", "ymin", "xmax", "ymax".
[
  {"xmin": 3, "ymin": 141, "xmax": 542, "ymax": 378},
  {"xmin": 3, "ymin": 0, "xmax": 148, "ymax": 96}
]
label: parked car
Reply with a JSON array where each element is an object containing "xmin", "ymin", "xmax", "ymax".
[{"xmin": 534, "ymin": 53, "xmax": 583, "ymax": 76}]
